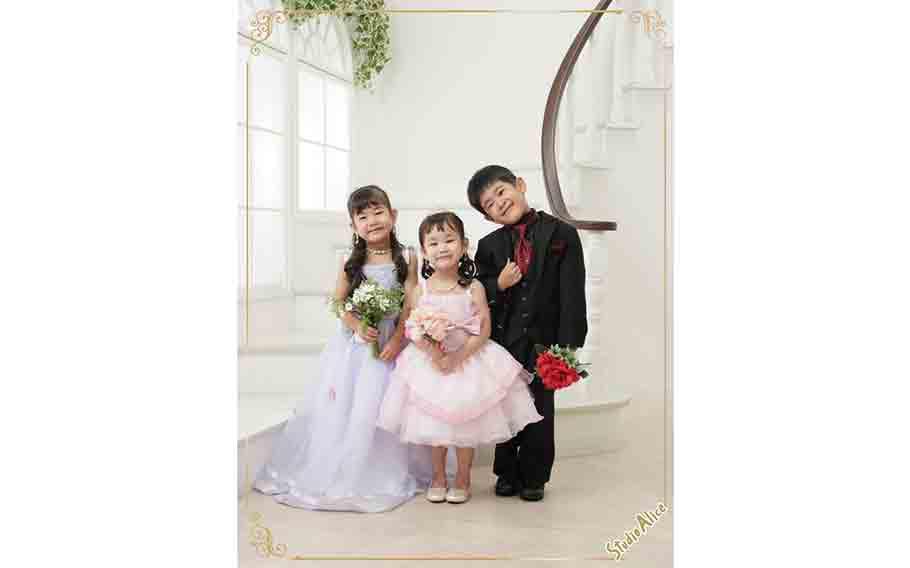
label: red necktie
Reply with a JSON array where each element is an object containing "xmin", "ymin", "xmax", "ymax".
[{"xmin": 514, "ymin": 223, "xmax": 532, "ymax": 275}]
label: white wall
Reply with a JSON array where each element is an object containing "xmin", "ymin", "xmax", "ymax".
[
  {"xmin": 350, "ymin": 0, "xmax": 671, "ymax": 406},
  {"xmin": 582, "ymin": 90, "xmax": 670, "ymax": 406},
  {"xmin": 353, "ymin": 1, "xmax": 594, "ymax": 206}
]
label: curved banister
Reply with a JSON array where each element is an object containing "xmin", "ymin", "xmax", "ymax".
[{"xmin": 541, "ymin": 0, "xmax": 618, "ymax": 231}]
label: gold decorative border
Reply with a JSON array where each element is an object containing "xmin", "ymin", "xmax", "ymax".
[
  {"xmin": 287, "ymin": 554, "xmax": 618, "ymax": 561},
  {"xmin": 243, "ymin": 60, "xmax": 251, "ymax": 346},
  {"xmin": 240, "ymin": 5, "xmax": 673, "ymax": 561},
  {"xmin": 664, "ymin": 81, "xmax": 674, "ymax": 508},
  {"xmin": 248, "ymin": 512, "xmax": 288, "ymax": 558},
  {"xmin": 245, "ymin": 7, "xmax": 675, "ymax": 56}
]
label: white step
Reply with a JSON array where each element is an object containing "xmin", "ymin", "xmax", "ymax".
[
  {"xmin": 606, "ymin": 120, "xmax": 641, "ymax": 130},
  {"xmin": 623, "ymin": 81, "xmax": 672, "ymax": 93},
  {"xmin": 239, "ymin": 347, "xmax": 322, "ymax": 393}
]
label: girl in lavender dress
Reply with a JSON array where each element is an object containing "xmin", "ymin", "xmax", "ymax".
[
  {"xmin": 254, "ymin": 186, "xmax": 432, "ymax": 512},
  {"xmin": 378, "ymin": 212, "xmax": 543, "ymax": 504}
]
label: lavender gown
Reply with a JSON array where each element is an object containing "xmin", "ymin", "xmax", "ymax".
[{"xmin": 253, "ymin": 260, "xmax": 433, "ymax": 512}]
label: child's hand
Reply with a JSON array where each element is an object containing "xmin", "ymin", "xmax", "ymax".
[
  {"xmin": 412, "ymin": 334, "xmax": 429, "ymax": 352},
  {"xmin": 379, "ymin": 334, "xmax": 405, "ymax": 361},
  {"xmin": 432, "ymin": 355, "xmax": 449, "ymax": 373},
  {"xmin": 415, "ymin": 335, "xmax": 442, "ymax": 357},
  {"xmin": 428, "ymin": 342, "xmax": 445, "ymax": 362},
  {"xmin": 356, "ymin": 324, "xmax": 379, "ymax": 343},
  {"xmin": 497, "ymin": 261, "xmax": 523, "ymax": 291},
  {"xmin": 435, "ymin": 352, "xmax": 464, "ymax": 375}
]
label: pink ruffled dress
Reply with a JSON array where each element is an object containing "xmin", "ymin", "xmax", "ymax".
[{"xmin": 377, "ymin": 280, "xmax": 543, "ymax": 447}]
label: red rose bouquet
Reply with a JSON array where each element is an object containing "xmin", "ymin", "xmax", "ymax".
[{"xmin": 534, "ymin": 344, "xmax": 590, "ymax": 390}]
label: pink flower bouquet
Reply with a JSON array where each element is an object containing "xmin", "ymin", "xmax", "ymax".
[{"xmin": 406, "ymin": 307, "xmax": 453, "ymax": 350}]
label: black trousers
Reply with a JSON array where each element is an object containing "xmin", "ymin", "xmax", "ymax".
[{"xmin": 493, "ymin": 353, "xmax": 556, "ymax": 488}]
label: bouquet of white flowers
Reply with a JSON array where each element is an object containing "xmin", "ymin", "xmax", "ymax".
[{"xmin": 329, "ymin": 279, "xmax": 405, "ymax": 357}]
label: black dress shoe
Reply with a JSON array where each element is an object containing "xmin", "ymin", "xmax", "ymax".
[
  {"xmin": 519, "ymin": 485, "xmax": 545, "ymax": 501},
  {"xmin": 494, "ymin": 477, "xmax": 519, "ymax": 497}
]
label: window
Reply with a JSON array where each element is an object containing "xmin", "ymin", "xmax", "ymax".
[
  {"xmin": 237, "ymin": 9, "xmax": 354, "ymax": 307},
  {"xmin": 297, "ymin": 69, "xmax": 352, "ymax": 211}
]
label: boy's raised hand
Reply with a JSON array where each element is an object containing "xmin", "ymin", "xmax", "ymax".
[{"xmin": 497, "ymin": 260, "xmax": 523, "ymax": 291}]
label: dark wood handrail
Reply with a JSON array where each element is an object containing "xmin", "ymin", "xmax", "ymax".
[{"xmin": 541, "ymin": 0, "xmax": 618, "ymax": 231}]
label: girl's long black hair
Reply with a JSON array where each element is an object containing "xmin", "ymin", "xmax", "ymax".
[
  {"xmin": 418, "ymin": 211, "xmax": 477, "ymax": 287},
  {"xmin": 344, "ymin": 185, "xmax": 407, "ymax": 298}
]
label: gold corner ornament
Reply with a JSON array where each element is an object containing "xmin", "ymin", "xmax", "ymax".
[
  {"xmin": 630, "ymin": 9, "xmax": 669, "ymax": 41},
  {"xmin": 248, "ymin": 4, "xmax": 368, "ymax": 56},
  {"xmin": 249, "ymin": 9, "xmax": 289, "ymax": 56},
  {"xmin": 248, "ymin": 512, "xmax": 288, "ymax": 558}
]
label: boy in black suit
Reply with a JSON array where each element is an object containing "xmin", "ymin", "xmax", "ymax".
[{"xmin": 467, "ymin": 165, "xmax": 588, "ymax": 502}]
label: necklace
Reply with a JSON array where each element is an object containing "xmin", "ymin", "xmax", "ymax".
[
  {"xmin": 429, "ymin": 279, "xmax": 459, "ymax": 293},
  {"xmin": 367, "ymin": 247, "xmax": 390, "ymax": 256}
]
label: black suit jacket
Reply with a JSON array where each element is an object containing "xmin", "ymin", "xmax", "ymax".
[{"xmin": 474, "ymin": 211, "xmax": 588, "ymax": 369}]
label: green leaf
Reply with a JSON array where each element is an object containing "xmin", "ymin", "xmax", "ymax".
[{"xmin": 282, "ymin": 0, "xmax": 391, "ymax": 90}]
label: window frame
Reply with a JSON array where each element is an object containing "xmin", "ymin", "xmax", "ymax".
[
  {"xmin": 293, "ymin": 60, "xmax": 354, "ymax": 220},
  {"xmin": 237, "ymin": 20, "xmax": 354, "ymax": 305}
]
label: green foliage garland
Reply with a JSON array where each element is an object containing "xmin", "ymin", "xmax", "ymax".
[{"xmin": 282, "ymin": 0, "xmax": 391, "ymax": 89}]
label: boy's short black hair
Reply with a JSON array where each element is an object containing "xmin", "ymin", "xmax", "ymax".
[{"xmin": 467, "ymin": 165, "xmax": 517, "ymax": 216}]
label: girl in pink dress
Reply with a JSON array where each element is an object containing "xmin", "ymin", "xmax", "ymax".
[{"xmin": 378, "ymin": 212, "xmax": 542, "ymax": 504}]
